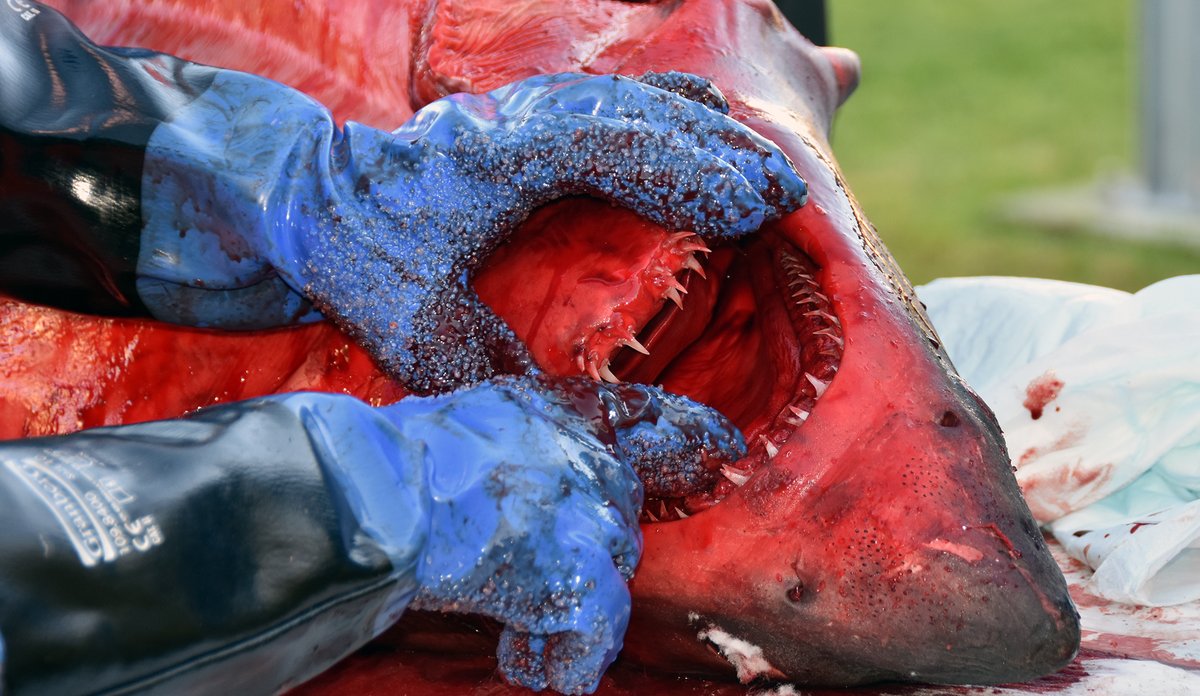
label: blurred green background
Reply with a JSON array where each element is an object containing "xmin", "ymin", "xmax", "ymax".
[{"xmin": 827, "ymin": 0, "xmax": 1200, "ymax": 290}]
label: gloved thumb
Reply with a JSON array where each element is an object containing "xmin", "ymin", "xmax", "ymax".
[{"xmin": 488, "ymin": 376, "xmax": 746, "ymax": 501}]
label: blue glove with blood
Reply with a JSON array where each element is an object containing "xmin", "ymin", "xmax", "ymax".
[
  {"xmin": 244, "ymin": 376, "xmax": 747, "ymax": 694},
  {"xmin": 137, "ymin": 70, "xmax": 807, "ymax": 393},
  {"xmin": 0, "ymin": 376, "xmax": 742, "ymax": 696},
  {"xmin": 379, "ymin": 376, "xmax": 745, "ymax": 693}
]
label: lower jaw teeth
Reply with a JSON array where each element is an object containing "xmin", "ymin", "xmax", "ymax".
[
  {"xmin": 722, "ymin": 465, "xmax": 751, "ymax": 486},
  {"xmin": 633, "ymin": 243, "xmax": 844, "ymax": 524}
]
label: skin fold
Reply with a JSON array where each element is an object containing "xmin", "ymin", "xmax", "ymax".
[{"xmin": 2, "ymin": 0, "xmax": 1082, "ymax": 692}]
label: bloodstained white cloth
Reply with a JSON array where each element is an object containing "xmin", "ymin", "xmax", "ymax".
[{"xmin": 918, "ymin": 275, "xmax": 1200, "ymax": 606}]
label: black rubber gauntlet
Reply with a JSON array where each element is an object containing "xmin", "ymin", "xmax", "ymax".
[{"xmin": 0, "ymin": 400, "xmax": 410, "ymax": 695}]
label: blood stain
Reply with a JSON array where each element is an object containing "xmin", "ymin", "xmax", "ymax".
[{"xmin": 1024, "ymin": 371, "xmax": 1064, "ymax": 420}]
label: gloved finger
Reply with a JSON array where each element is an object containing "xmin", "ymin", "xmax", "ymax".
[
  {"xmin": 491, "ymin": 480, "xmax": 639, "ymax": 636},
  {"xmin": 606, "ymin": 383, "xmax": 746, "ymax": 499},
  {"xmin": 632, "ymin": 70, "xmax": 730, "ymax": 113},
  {"xmin": 497, "ymin": 630, "xmax": 549, "ymax": 691},
  {"xmin": 496, "ymin": 548, "xmax": 632, "ymax": 695},
  {"xmin": 461, "ymin": 112, "xmax": 773, "ymax": 238},
  {"xmin": 507, "ymin": 74, "xmax": 807, "ymax": 227},
  {"xmin": 436, "ymin": 72, "xmax": 805, "ymax": 233},
  {"xmin": 553, "ymin": 379, "xmax": 746, "ymax": 500}
]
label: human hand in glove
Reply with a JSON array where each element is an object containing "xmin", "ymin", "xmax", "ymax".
[
  {"xmin": 138, "ymin": 70, "xmax": 807, "ymax": 392},
  {"xmin": 376, "ymin": 376, "xmax": 745, "ymax": 694},
  {"xmin": 5, "ymin": 6, "xmax": 806, "ymax": 391},
  {"xmin": 0, "ymin": 375, "xmax": 742, "ymax": 696}
]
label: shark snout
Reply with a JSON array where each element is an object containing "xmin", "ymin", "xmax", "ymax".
[
  {"xmin": 710, "ymin": 500, "xmax": 1080, "ymax": 687},
  {"xmin": 852, "ymin": 526, "xmax": 1080, "ymax": 685}
]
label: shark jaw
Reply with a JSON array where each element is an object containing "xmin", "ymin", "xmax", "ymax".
[
  {"xmin": 475, "ymin": 199, "xmax": 843, "ymax": 523},
  {"xmin": 473, "ymin": 186, "xmax": 1080, "ymax": 687}
]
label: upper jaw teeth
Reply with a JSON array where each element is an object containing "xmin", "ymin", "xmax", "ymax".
[{"xmin": 576, "ymin": 232, "xmax": 715, "ymax": 386}]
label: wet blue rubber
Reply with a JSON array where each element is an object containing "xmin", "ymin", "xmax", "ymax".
[
  {"xmin": 284, "ymin": 376, "xmax": 746, "ymax": 693},
  {"xmin": 139, "ymin": 69, "xmax": 807, "ymax": 393},
  {"xmin": 394, "ymin": 377, "xmax": 743, "ymax": 693},
  {"xmin": 325, "ymin": 376, "xmax": 744, "ymax": 694},
  {"xmin": 0, "ymin": 376, "xmax": 741, "ymax": 695}
]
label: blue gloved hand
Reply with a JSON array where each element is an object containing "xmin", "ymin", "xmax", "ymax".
[
  {"xmin": 375, "ymin": 376, "xmax": 745, "ymax": 694},
  {"xmin": 0, "ymin": 373, "xmax": 743, "ymax": 696},
  {"xmin": 4, "ymin": 5, "xmax": 805, "ymax": 388},
  {"xmin": 138, "ymin": 69, "xmax": 807, "ymax": 393}
]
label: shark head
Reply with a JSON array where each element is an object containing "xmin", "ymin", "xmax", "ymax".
[
  {"xmin": 435, "ymin": 0, "xmax": 1081, "ymax": 685},
  {"xmin": 27, "ymin": 0, "xmax": 1080, "ymax": 687}
]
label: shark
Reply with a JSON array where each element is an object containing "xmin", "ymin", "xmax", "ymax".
[{"xmin": 3, "ymin": 0, "xmax": 1081, "ymax": 690}]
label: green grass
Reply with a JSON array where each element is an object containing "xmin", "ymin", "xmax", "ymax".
[{"xmin": 828, "ymin": 1, "xmax": 1200, "ymax": 290}]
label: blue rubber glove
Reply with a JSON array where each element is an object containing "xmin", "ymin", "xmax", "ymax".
[
  {"xmin": 0, "ymin": 376, "xmax": 742, "ymax": 695},
  {"xmin": 253, "ymin": 376, "xmax": 746, "ymax": 694},
  {"xmin": 377, "ymin": 377, "xmax": 745, "ymax": 693},
  {"xmin": 137, "ymin": 69, "xmax": 807, "ymax": 392}
]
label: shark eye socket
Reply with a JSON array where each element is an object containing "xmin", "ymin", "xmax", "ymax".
[{"xmin": 939, "ymin": 411, "xmax": 961, "ymax": 428}]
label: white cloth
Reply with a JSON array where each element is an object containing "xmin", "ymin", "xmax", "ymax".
[{"xmin": 918, "ymin": 275, "xmax": 1200, "ymax": 606}]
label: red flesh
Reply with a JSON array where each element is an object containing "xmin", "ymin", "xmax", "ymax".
[{"xmin": 6, "ymin": 0, "xmax": 1081, "ymax": 690}]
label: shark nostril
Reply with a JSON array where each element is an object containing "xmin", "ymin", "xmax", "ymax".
[
  {"xmin": 939, "ymin": 410, "xmax": 960, "ymax": 428},
  {"xmin": 785, "ymin": 564, "xmax": 816, "ymax": 605}
]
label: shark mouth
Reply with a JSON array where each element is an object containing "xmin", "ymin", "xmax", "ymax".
[{"xmin": 474, "ymin": 198, "xmax": 834, "ymax": 521}]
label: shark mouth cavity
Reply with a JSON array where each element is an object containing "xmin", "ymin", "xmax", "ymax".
[{"xmin": 474, "ymin": 198, "xmax": 835, "ymax": 522}]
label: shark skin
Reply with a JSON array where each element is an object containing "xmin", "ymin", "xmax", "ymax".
[
  {"xmin": 395, "ymin": 0, "xmax": 1082, "ymax": 686},
  {"xmin": 5, "ymin": 0, "xmax": 1082, "ymax": 690}
]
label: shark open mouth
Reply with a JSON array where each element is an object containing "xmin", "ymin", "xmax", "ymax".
[{"xmin": 475, "ymin": 198, "xmax": 837, "ymax": 522}]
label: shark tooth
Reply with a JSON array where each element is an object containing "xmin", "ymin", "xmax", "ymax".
[
  {"xmin": 805, "ymin": 372, "xmax": 829, "ymax": 397},
  {"xmin": 598, "ymin": 363, "xmax": 620, "ymax": 383},
  {"xmin": 684, "ymin": 254, "xmax": 707, "ymax": 278},
  {"xmin": 620, "ymin": 336, "xmax": 651, "ymax": 355},
  {"xmin": 721, "ymin": 465, "xmax": 751, "ymax": 487}
]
